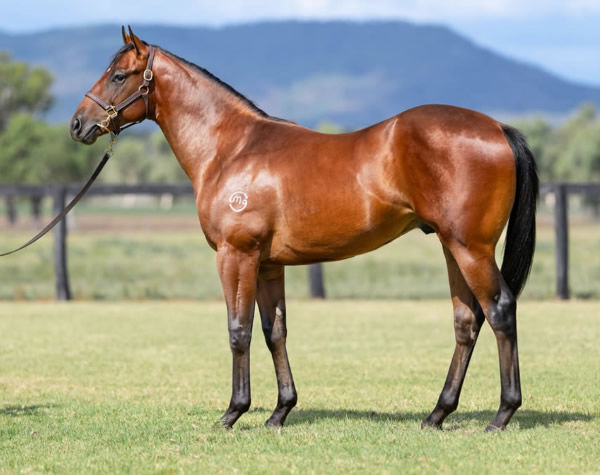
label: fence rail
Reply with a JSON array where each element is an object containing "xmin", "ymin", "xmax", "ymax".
[{"xmin": 1, "ymin": 182, "xmax": 598, "ymax": 301}]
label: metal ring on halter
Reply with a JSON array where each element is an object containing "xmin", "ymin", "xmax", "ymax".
[
  {"xmin": 97, "ymin": 106, "xmax": 119, "ymax": 133},
  {"xmin": 96, "ymin": 117, "xmax": 113, "ymax": 134},
  {"xmin": 106, "ymin": 105, "xmax": 118, "ymax": 119}
]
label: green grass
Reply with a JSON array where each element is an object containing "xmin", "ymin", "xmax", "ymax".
[
  {"xmin": 1, "ymin": 221, "xmax": 599, "ymax": 300},
  {"xmin": 0, "ymin": 300, "xmax": 598, "ymax": 472}
]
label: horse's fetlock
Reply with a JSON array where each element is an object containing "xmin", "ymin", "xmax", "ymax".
[
  {"xmin": 229, "ymin": 397, "xmax": 251, "ymax": 414},
  {"xmin": 278, "ymin": 388, "xmax": 298, "ymax": 409},
  {"xmin": 502, "ymin": 390, "xmax": 522, "ymax": 410},
  {"xmin": 437, "ymin": 392, "xmax": 458, "ymax": 414}
]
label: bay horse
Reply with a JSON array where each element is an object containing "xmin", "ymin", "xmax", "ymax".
[{"xmin": 70, "ymin": 27, "xmax": 537, "ymax": 431}]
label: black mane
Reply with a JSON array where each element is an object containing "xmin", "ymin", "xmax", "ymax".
[
  {"xmin": 108, "ymin": 42, "xmax": 286, "ymax": 121},
  {"xmin": 156, "ymin": 46, "xmax": 274, "ymax": 119}
]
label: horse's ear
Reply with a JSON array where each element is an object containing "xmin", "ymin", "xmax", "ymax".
[
  {"xmin": 128, "ymin": 25, "xmax": 146, "ymax": 56},
  {"xmin": 121, "ymin": 25, "xmax": 130, "ymax": 45}
]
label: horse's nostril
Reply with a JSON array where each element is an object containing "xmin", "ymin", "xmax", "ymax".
[{"xmin": 71, "ymin": 117, "xmax": 81, "ymax": 133}]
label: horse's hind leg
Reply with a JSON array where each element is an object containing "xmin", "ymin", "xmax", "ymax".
[
  {"xmin": 256, "ymin": 264, "xmax": 297, "ymax": 427},
  {"xmin": 441, "ymin": 240, "xmax": 521, "ymax": 431},
  {"xmin": 422, "ymin": 246, "xmax": 485, "ymax": 429}
]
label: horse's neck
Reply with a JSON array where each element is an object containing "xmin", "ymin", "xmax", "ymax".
[{"xmin": 152, "ymin": 52, "xmax": 259, "ymax": 185}]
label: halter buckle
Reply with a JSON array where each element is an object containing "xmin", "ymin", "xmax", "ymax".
[
  {"xmin": 106, "ymin": 105, "xmax": 118, "ymax": 119},
  {"xmin": 143, "ymin": 69, "xmax": 153, "ymax": 81},
  {"xmin": 96, "ymin": 118, "xmax": 112, "ymax": 134}
]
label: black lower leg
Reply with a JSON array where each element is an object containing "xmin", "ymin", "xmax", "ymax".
[
  {"xmin": 261, "ymin": 306, "xmax": 297, "ymax": 427},
  {"xmin": 257, "ymin": 269, "xmax": 297, "ymax": 427},
  {"xmin": 220, "ymin": 326, "xmax": 252, "ymax": 428},
  {"xmin": 422, "ymin": 304, "xmax": 484, "ymax": 429},
  {"xmin": 485, "ymin": 284, "xmax": 521, "ymax": 430}
]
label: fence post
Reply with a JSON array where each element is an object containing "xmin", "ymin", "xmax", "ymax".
[
  {"xmin": 53, "ymin": 187, "xmax": 71, "ymax": 301},
  {"xmin": 554, "ymin": 184, "xmax": 569, "ymax": 300},
  {"xmin": 31, "ymin": 196, "xmax": 42, "ymax": 226},
  {"xmin": 5, "ymin": 195, "xmax": 17, "ymax": 224},
  {"xmin": 308, "ymin": 263, "xmax": 326, "ymax": 299}
]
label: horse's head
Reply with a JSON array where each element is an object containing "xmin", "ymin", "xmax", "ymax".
[{"xmin": 70, "ymin": 26, "xmax": 155, "ymax": 144}]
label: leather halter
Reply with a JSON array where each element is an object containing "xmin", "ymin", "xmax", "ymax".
[{"xmin": 85, "ymin": 46, "xmax": 155, "ymax": 135}]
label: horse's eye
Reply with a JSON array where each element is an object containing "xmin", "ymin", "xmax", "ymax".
[{"xmin": 112, "ymin": 73, "xmax": 127, "ymax": 84}]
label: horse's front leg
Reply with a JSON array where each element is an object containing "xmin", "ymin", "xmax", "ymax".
[
  {"xmin": 256, "ymin": 264, "xmax": 297, "ymax": 427},
  {"xmin": 216, "ymin": 244, "xmax": 260, "ymax": 429}
]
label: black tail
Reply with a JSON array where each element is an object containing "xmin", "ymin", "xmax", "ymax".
[{"xmin": 500, "ymin": 125, "xmax": 539, "ymax": 297}]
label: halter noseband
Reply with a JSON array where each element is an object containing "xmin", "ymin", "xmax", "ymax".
[{"xmin": 85, "ymin": 46, "xmax": 155, "ymax": 135}]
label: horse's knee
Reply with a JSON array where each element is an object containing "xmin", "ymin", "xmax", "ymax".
[
  {"xmin": 453, "ymin": 303, "xmax": 478, "ymax": 345},
  {"xmin": 229, "ymin": 327, "xmax": 252, "ymax": 354}
]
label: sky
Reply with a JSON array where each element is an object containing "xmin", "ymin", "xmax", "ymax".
[{"xmin": 2, "ymin": 0, "xmax": 599, "ymax": 86}]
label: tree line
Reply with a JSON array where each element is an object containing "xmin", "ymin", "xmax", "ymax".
[
  {"xmin": 1, "ymin": 53, "xmax": 600, "ymax": 186},
  {"xmin": 0, "ymin": 53, "xmax": 188, "ymax": 186}
]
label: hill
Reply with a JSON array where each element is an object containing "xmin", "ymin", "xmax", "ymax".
[{"xmin": 1, "ymin": 21, "xmax": 599, "ymax": 128}]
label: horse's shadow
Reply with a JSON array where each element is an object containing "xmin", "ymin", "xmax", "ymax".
[
  {"xmin": 3, "ymin": 403, "xmax": 594, "ymax": 431},
  {"xmin": 0, "ymin": 404, "xmax": 58, "ymax": 417},
  {"xmin": 249, "ymin": 407, "xmax": 595, "ymax": 430}
]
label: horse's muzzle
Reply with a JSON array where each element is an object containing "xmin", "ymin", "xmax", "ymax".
[{"xmin": 70, "ymin": 114, "xmax": 100, "ymax": 144}]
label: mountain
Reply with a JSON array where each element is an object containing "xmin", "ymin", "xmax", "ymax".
[{"xmin": 1, "ymin": 21, "xmax": 599, "ymax": 128}]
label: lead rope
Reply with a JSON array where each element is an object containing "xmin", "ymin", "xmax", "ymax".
[{"xmin": 0, "ymin": 133, "xmax": 117, "ymax": 257}]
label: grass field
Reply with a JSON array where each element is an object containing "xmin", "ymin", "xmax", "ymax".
[
  {"xmin": 0, "ymin": 300, "xmax": 598, "ymax": 472},
  {"xmin": 1, "ymin": 219, "xmax": 599, "ymax": 300}
]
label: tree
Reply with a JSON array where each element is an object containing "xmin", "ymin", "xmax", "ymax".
[
  {"xmin": 99, "ymin": 130, "xmax": 188, "ymax": 184},
  {"xmin": 0, "ymin": 113, "xmax": 104, "ymax": 184},
  {"xmin": 550, "ymin": 104, "xmax": 600, "ymax": 182},
  {"xmin": 0, "ymin": 52, "xmax": 53, "ymax": 130},
  {"xmin": 513, "ymin": 104, "xmax": 600, "ymax": 183}
]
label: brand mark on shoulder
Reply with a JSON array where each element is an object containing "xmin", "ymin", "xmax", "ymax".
[{"xmin": 228, "ymin": 191, "xmax": 248, "ymax": 212}]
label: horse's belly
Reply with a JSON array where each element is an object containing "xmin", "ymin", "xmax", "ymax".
[{"xmin": 268, "ymin": 207, "xmax": 418, "ymax": 265}]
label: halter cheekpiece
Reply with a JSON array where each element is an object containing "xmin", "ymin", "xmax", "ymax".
[{"xmin": 85, "ymin": 46, "xmax": 155, "ymax": 135}]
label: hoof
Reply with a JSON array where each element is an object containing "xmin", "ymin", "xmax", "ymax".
[
  {"xmin": 421, "ymin": 419, "xmax": 442, "ymax": 430},
  {"xmin": 485, "ymin": 424, "xmax": 504, "ymax": 432},
  {"xmin": 214, "ymin": 419, "xmax": 233, "ymax": 430},
  {"xmin": 265, "ymin": 421, "xmax": 283, "ymax": 430},
  {"xmin": 265, "ymin": 418, "xmax": 284, "ymax": 429},
  {"xmin": 215, "ymin": 414, "xmax": 237, "ymax": 430}
]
